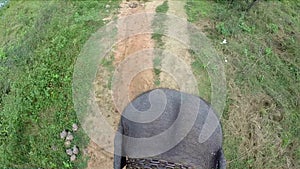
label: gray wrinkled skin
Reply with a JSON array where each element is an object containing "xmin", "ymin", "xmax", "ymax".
[{"xmin": 114, "ymin": 88, "xmax": 226, "ymax": 169}]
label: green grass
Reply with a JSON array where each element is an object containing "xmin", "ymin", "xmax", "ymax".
[
  {"xmin": 153, "ymin": 56, "xmax": 162, "ymax": 86},
  {"xmin": 153, "ymin": 55, "xmax": 162, "ymax": 75},
  {"xmin": 100, "ymin": 54, "xmax": 115, "ymax": 90},
  {"xmin": 0, "ymin": 0, "xmax": 120, "ymax": 168},
  {"xmin": 185, "ymin": 1, "xmax": 213, "ymax": 102},
  {"xmin": 190, "ymin": 56, "xmax": 211, "ymax": 102},
  {"xmin": 152, "ymin": 0, "xmax": 169, "ymax": 48},
  {"xmin": 155, "ymin": 0, "xmax": 169, "ymax": 13},
  {"xmin": 152, "ymin": 0, "xmax": 169, "ymax": 86},
  {"xmin": 185, "ymin": 0, "xmax": 213, "ymax": 22},
  {"xmin": 151, "ymin": 33, "xmax": 164, "ymax": 48},
  {"xmin": 186, "ymin": 0, "xmax": 299, "ymax": 168}
]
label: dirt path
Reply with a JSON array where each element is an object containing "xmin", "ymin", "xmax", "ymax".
[
  {"xmin": 113, "ymin": 0, "xmax": 165, "ymax": 113},
  {"xmin": 85, "ymin": 0, "xmax": 197, "ymax": 168},
  {"xmin": 86, "ymin": 1, "xmax": 164, "ymax": 168}
]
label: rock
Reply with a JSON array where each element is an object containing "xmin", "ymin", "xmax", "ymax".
[
  {"xmin": 66, "ymin": 132, "xmax": 74, "ymax": 141},
  {"xmin": 272, "ymin": 110, "xmax": 283, "ymax": 122},
  {"xmin": 70, "ymin": 154, "xmax": 76, "ymax": 162},
  {"xmin": 66, "ymin": 149, "xmax": 73, "ymax": 156},
  {"xmin": 129, "ymin": 2, "xmax": 138, "ymax": 8},
  {"xmin": 72, "ymin": 145, "xmax": 79, "ymax": 155},
  {"xmin": 51, "ymin": 145, "xmax": 58, "ymax": 151},
  {"xmin": 83, "ymin": 148, "xmax": 89, "ymax": 155},
  {"xmin": 72, "ymin": 123, "xmax": 78, "ymax": 132},
  {"xmin": 102, "ymin": 16, "xmax": 112, "ymax": 22},
  {"xmin": 64, "ymin": 140, "xmax": 71, "ymax": 148},
  {"xmin": 221, "ymin": 39, "xmax": 227, "ymax": 44},
  {"xmin": 105, "ymin": 4, "xmax": 110, "ymax": 9},
  {"xmin": 60, "ymin": 130, "xmax": 67, "ymax": 139}
]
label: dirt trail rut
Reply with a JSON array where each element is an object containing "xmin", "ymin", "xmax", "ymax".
[
  {"xmin": 86, "ymin": 1, "xmax": 164, "ymax": 169},
  {"xmin": 113, "ymin": 0, "xmax": 165, "ymax": 113}
]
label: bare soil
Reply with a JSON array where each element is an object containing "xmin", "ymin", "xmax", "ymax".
[{"xmin": 85, "ymin": 1, "xmax": 164, "ymax": 168}]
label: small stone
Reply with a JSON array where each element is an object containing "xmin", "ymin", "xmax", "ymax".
[
  {"xmin": 70, "ymin": 154, "xmax": 76, "ymax": 162},
  {"xmin": 64, "ymin": 140, "xmax": 71, "ymax": 148},
  {"xmin": 129, "ymin": 2, "xmax": 138, "ymax": 8},
  {"xmin": 66, "ymin": 132, "xmax": 74, "ymax": 141},
  {"xmin": 105, "ymin": 4, "xmax": 110, "ymax": 9},
  {"xmin": 72, "ymin": 123, "xmax": 78, "ymax": 132},
  {"xmin": 102, "ymin": 16, "xmax": 112, "ymax": 22},
  {"xmin": 83, "ymin": 148, "xmax": 89, "ymax": 155},
  {"xmin": 72, "ymin": 145, "xmax": 79, "ymax": 155},
  {"xmin": 51, "ymin": 145, "xmax": 58, "ymax": 151},
  {"xmin": 221, "ymin": 39, "xmax": 227, "ymax": 44},
  {"xmin": 272, "ymin": 111, "xmax": 283, "ymax": 122},
  {"xmin": 60, "ymin": 130, "xmax": 67, "ymax": 139},
  {"xmin": 66, "ymin": 149, "xmax": 73, "ymax": 156}
]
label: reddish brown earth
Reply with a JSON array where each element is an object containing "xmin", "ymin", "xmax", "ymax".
[{"xmin": 85, "ymin": 1, "xmax": 164, "ymax": 168}]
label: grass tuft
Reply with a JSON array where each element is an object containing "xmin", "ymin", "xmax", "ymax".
[
  {"xmin": 155, "ymin": 0, "xmax": 169, "ymax": 13},
  {"xmin": 152, "ymin": 0, "xmax": 169, "ymax": 86}
]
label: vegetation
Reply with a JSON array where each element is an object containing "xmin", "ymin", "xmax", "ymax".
[
  {"xmin": 190, "ymin": 53, "xmax": 212, "ymax": 102},
  {"xmin": 216, "ymin": 0, "xmax": 261, "ymax": 11},
  {"xmin": 186, "ymin": 0, "xmax": 299, "ymax": 168},
  {"xmin": 1, "ymin": 0, "xmax": 299, "ymax": 168},
  {"xmin": 0, "ymin": 0, "xmax": 120, "ymax": 168},
  {"xmin": 100, "ymin": 54, "xmax": 115, "ymax": 90},
  {"xmin": 155, "ymin": 0, "xmax": 169, "ymax": 13},
  {"xmin": 152, "ymin": 0, "xmax": 169, "ymax": 86},
  {"xmin": 152, "ymin": 0, "xmax": 169, "ymax": 47}
]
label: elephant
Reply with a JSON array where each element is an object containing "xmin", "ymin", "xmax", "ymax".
[{"xmin": 114, "ymin": 88, "xmax": 226, "ymax": 169}]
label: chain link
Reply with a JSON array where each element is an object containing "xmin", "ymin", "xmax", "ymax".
[{"xmin": 126, "ymin": 158, "xmax": 194, "ymax": 169}]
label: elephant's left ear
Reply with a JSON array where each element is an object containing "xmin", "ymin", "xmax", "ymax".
[
  {"xmin": 114, "ymin": 121, "xmax": 126, "ymax": 169},
  {"xmin": 215, "ymin": 148, "xmax": 226, "ymax": 169}
]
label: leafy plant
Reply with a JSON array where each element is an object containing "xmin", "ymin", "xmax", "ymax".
[
  {"xmin": 216, "ymin": 22, "xmax": 231, "ymax": 36},
  {"xmin": 155, "ymin": 0, "xmax": 169, "ymax": 13},
  {"xmin": 267, "ymin": 23, "xmax": 279, "ymax": 33}
]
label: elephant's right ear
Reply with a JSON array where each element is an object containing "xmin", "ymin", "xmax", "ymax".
[
  {"xmin": 216, "ymin": 148, "xmax": 226, "ymax": 169},
  {"xmin": 114, "ymin": 121, "xmax": 126, "ymax": 169}
]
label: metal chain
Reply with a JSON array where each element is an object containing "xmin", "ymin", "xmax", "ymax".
[{"xmin": 126, "ymin": 158, "xmax": 194, "ymax": 169}]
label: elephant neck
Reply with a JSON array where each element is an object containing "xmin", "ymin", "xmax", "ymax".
[{"xmin": 126, "ymin": 158, "xmax": 194, "ymax": 169}]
